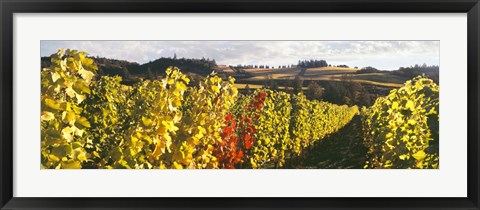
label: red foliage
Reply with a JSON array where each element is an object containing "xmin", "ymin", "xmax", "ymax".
[
  {"xmin": 245, "ymin": 91, "xmax": 266, "ymax": 111},
  {"xmin": 238, "ymin": 91, "xmax": 266, "ymax": 151},
  {"xmin": 214, "ymin": 91, "xmax": 268, "ymax": 169},
  {"xmin": 214, "ymin": 113, "xmax": 244, "ymax": 169}
]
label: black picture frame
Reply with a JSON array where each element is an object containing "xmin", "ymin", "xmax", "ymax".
[{"xmin": 1, "ymin": 0, "xmax": 479, "ymax": 209}]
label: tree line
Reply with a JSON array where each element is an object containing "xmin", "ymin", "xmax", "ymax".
[{"xmin": 297, "ymin": 59, "xmax": 328, "ymax": 68}]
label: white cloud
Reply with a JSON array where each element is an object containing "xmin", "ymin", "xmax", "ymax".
[{"xmin": 41, "ymin": 40, "xmax": 439, "ymax": 70}]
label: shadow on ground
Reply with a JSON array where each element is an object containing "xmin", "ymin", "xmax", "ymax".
[{"xmin": 284, "ymin": 116, "xmax": 368, "ymax": 169}]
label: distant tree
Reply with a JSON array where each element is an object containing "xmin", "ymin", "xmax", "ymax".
[
  {"xmin": 322, "ymin": 78, "xmax": 373, "ymax": 106},
  {"xmin": 139, "ymin": 56, "xmax": 217, "ymax": 76},
  {"xmin": 97, "ymin": 68, "xmax": 105, "ymax": 77},
  {"xmin": 187, "ymin": 73, "xmax": 204, "ymax": 87},
  {"xmin": 343, "ymin": 96, "xmax": 352, "ymax": 105},
  {"xmin": 293, "ymin": 76, "xmax": 304, "ymax": 94},
  {"xmin": 264, "ymin": 75, "xmax": 279, "ymax": 91},
  {"xmin": 323, "ymin": 81, "xmax": 350, "ymax": 105},
  {"xmin": 244, "ymin": 84, "xmax": 252, "ymax": 94},
  {"xmin": 147, "ymin": 67, "xmax": 156, "ymax": 80},
  {"xmin": 122, "ymin": 67, "xmax": 132, "ymax": 79},
  {"xmin": 359, "ymin": 91, "xmax": 372, "ymax": 106},
  {"xmin": 306, "ymin": 81, "xmax": 323, "ymax": 100},
  {"xmin": 263, "ymin": 74, "xmax": 272, "ymax": 88},
  {"xmin": 272, "ymin": 81, "xmax": 279, "ymax": 91},
  {"xmin": 392, "ymin": 64, "xmax": 439, "ymax": 84},
  {"xmin": 358, "ymin": 66, "xmax": 379, "ymax": 73},
  {"xmin": 283, "ymin": 79, "xmax": 294, "ymax": 94},
  {"xmin": 297, "ymin": 59, "xmax": 328, "ymax": 68}
]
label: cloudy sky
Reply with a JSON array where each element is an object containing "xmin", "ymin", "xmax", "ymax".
[{"xmin": 41, "ymin": 41, "xmax": 439, "ymax": 70}]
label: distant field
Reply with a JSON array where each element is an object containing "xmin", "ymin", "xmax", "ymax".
[
  {"xmin": 233, "ymin": 66, "xmax": 405, "ymax": 88},
  {"xmin": 241, "ymin": 66, "xmax": 358, "ymax": 80},
  {"xmin": 233, "ymin": 83, "xmax": 264, "ymax": 89},
  {"xmin": 303, "ymin": 67, "xmax": 358, "ymax": 76},
  {"xmin": 341, "ymin": 72, "xmax": 407, "ymax": 84},
  {"xmin": 234, "ymin": 83, "xmax": 308, "ymax": 90},
  {"xmin": 311, "ymin": 78, "xmax": 404, "ymax": 88},
  {"xmin": 243, "ymin": 67, "xmax": 299, "ymax": 73},
  {"xmin": 216, "ymin": 65, "xmax": 235, "ymax": 73},
  {"xmin": 299, "ymin": 68, "xmax": 405, "ymax": 87},
  {"xmin": 309, "ymin": 67, "xmax": 357, "ymax": 71},
  {"xmin": 243, "ymin": 67, "xmax": 302, "ymax": 81}
]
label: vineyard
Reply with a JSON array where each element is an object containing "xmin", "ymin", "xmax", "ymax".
[
  {"xmin": 41, "ymin": 49, "xmax": 439, "ymax": 169},
  {"xmin": 361, "ymin": 76, "xmax": 439, "ymax": 169}
]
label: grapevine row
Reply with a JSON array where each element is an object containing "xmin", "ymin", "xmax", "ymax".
[
  {"xmin": 361, "ymin": 76, "xmax": 439, "ymax": 169},
  {"xmin": 40, "ymin": 49, "xmax": 358, "ymax": 169}
]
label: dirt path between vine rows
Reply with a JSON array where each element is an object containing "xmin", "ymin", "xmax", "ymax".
[{"xmin": 285, "ymin": 116, "xmax": 368, "ymax": 169}]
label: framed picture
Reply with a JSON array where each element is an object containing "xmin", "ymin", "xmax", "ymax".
[{"xmin": 1, "ymin": 0, "xmax": 479, "ymax": 209}]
